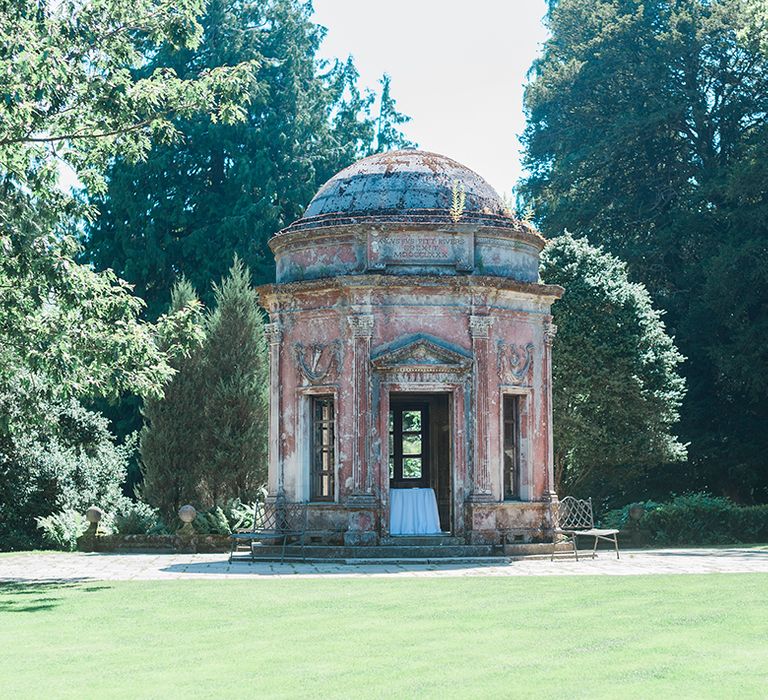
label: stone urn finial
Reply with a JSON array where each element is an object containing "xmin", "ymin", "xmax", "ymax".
[
  {"xmin": 179, "ymin": 504, "xmax": 197, "ymax": 524},
  {"xmin": 177, "ymin": 504, "xmax": 197, "ymax": 535},
  {"xmin": 628, "ymin": 503, "xmax": 645, "ymax": 523},
  {"xmin": 86, "ymin": 506, "xmax": 104, "ymax": 524},
  {"xmin": 77, "ymin": 506, "xmax": 104, "ymax": 552},
  {"xmin": 176, "ymin": 504, "xmax": 198, "ymax": 553},
  {"xmin": 85, "ymin": 506, "xmax": 104, "ymax": 536}
]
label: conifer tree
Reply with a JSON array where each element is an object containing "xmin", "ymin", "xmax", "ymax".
[
  {"xmin": 140, "ymin": 279, "xmax": 206, "ymax": 521},
  {"xmin": 522, "ymin": 0, "xmax": 768, "ymax": 501},
  {"xmin": 84, "ymin": 0, "xmax": 414, "ymax": 319},
  {"xmin": 374, "ymin": 74, "xmax": 414, "ymax": 152},
  {"xmin": 198, "ymin": 257, "xmax": 269, "ymax": 505}
]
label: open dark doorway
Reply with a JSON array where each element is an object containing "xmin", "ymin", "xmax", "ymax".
[{"xmin": 389, "ymin": 393, "xmax": 451, "ymax": 532}]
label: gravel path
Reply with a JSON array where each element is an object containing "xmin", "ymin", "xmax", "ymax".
[{"xmin": 2, "ymin": 546, "xmax": 768, "ymax": 582}]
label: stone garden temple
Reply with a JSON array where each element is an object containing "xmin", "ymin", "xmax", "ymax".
[{"xmin": 257, "ymin": 150, "xmax": 563, "ymax": 547}]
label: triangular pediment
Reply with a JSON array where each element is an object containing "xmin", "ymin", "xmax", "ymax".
[{"xmin": 371, "ymin": 334, "xmax": 472, "ymax": 371}]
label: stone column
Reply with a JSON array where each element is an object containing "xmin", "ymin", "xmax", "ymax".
[
  {"xmin": 265, "ymin": 321, "xmax": 283, "ymax": 499},
  {"xmin": 469, "ymin": 315, "xmax": 494, "ymax": 502},
  {"xmin": 348, "ymin": 313, "xmax": 375, "ymax": 505},
  {"xmin": 543, "ymin": 319, "xmax": 558, "ymax": 501}
]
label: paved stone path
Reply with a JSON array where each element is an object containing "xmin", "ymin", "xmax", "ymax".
[{"xmin": 1, "ymin": 546, "xmax": 767, "ymax": 582}]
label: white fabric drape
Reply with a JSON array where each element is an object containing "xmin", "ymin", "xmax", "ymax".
[{"xmin": 389, "ymin": 488, "xmax": 441, "ymax": 535}]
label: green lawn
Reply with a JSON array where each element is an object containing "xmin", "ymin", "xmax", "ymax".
[{"xmin": 1, "ymin": 574, "xmax": 767, "ymax": 699}]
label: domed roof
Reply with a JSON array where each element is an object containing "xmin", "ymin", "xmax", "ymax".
[{"xmin": 279, "ymin": 149, "xmax": 517, "ymax": 234}]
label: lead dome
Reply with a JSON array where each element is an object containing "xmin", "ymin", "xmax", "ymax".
[
  {"xmin": 271, "ymin": 149, "xmax": 544, "ymax": 283},
  {"xmin": 303, "ymin": 149, "xmax": 507, "ymax": 220}
]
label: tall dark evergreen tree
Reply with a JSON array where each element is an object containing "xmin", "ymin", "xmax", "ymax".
[
  {"xmin": 84, "ymin": 0, "xmax": 414, "ymax": 319},
  {"xmin": 374, "ymin": 74, "xmax": 415, "ymax": 152},
  {"xmin": 198, "ymin": 257, "xmax": 269, "ymax": 505},
  {"xmin": 140, "ymin": 279, "xmax": 206, "ymax": 521},
  {"xmin": 140, "ymin": 260, "xmax": 268, "ymax": 518},
  {"xmin": 522, "ymin": 0, "xmax": 768, "ymax": 501}
]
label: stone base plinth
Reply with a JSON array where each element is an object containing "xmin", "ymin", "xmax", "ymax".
[
  {"xmin": 464, "ymin": 501, "xmax": 550, "ymax": 544},
  {"xmin": 343, "ymin": 506, "xmax": 379, "ymax": 546}
]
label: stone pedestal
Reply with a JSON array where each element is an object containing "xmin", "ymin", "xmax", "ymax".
[{"xmin": 342, "ymin": 506, "xmax": 379, "ymax": 546}]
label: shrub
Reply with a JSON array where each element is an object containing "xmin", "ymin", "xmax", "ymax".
[
  {"xmin": 599, "ymin": 501, "xmax": 661, "ymax": 530},
  {"xmin": 730, "ymin": 505, "xmax": 768, "ymax": 543},
  {"xmin": 603, "ymin": 493, "xmax": 768, "ymax": 546},
  {"xmin": 191, "ymin": 507, "xmax": 231, "ymax": 535},
  {"xmin": 206, "ymin": 507, "xmax": 232, "ymax": 535},
  {"xmin": 643, "ymin": 494, "xmax": 735, "ymax": 545},
  {"xmin": 147, "ymin": 518, "xmax": 172, "ymax": 536},
  {"xmin": 223, "ymin": 498, "xmax": 259, "ymax": 531},
  {"xmin": 1, "ymin": 399, "xmax": 134, "ymax": 550},
  {"xmin": 114, "ymin": 502, "xmax": 159, "ymax": 535},
  {"xmin": 35, "ymin": 510, "xmax": 88, "ymax": 551}
]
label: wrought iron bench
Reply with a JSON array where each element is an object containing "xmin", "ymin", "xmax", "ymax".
[
  {"xmin": 551, "ymin": 496, "xmax": 620, "ymax": 561},
  {"xmin": 229, "ymin": 501, "xmax": 308, "ymax": 563}
]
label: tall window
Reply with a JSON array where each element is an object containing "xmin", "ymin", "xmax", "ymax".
[
  {"xmin": 310, "ymin": 396, "xmax": 335, "ymax": 501},
  {"xmin": 388, "ymin": 403, "xmax": 429, "ymax": 488},
  {"xmin": 503, "ymin": 395, "xmax": 520, "ymax": 500}
]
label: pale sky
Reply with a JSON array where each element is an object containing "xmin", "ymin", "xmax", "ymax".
[{"xmin": 312, "ymin": 0, "xmax": 550, "ymax": 198}]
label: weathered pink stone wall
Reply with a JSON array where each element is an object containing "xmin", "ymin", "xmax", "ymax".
[{"xmin": 259, "ymin": 273, "xmax": 561, "ymax": 544}]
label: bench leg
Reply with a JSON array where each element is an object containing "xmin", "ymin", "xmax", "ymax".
[
  {"xmin": 613, "ymin": 533, "xmax": 620, "ymax": 559},
  {"xmin": 592, "ymin": 535, "xmax": 599, "ymax": 559},
  {"xmin": 572, "ymin": 535, "xmax": 579, "ymax": 562}
]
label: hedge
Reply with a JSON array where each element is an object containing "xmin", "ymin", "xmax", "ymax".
[{"xmin": 601, "ymin": 493, "xmax": 768, "ymax": 546}]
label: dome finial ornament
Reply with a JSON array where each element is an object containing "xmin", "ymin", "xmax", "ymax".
[{"xmin": 449, "ymin": 180, "xmax": 467, "ymax": 223}]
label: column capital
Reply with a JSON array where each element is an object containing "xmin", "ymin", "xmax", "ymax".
[
  {"xmin": 543, "ymin": 320, "xmax": 558, "ymax": 346},
  {"xmin": 469, "ymin": 315, "xmax": 494, "ymax": 339},
  {"xmin": 348, "ymin": 313, "xmax": 375, "ymax": 338},
  {"xmin": 265, "ymin": 322, "xmax": 282, "ymax": 345}
]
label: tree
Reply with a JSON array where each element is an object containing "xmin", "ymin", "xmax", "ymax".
[
  {"xmin": 83, "ymin": 0, "xmax": 414, "ymax": 319},
  {"xmin": 0, "ymin": 398, "xmax": 135, "ymax": 549},
  {"xmin": 198, "ymin": 257, "xmax": 268, "ymax": 504},
  {"xmin": 373, "ymin": 74, "xmax": 415, "ymax": 153},
  {"xmin": 0, "ymin": 0, "xmax": 254, "ymax": 541},
  {"xmin": 140, "ymin": 260, "xmax": 268, "ymax": 518},
  {"xmin": 139, "ymin": 279, "xmax": 206, "ymax": 522},
  {"xmin": 521, "ymin": 0, "xmax": 768, "ymax": 501},
  {"xmin": 0, "ymin": 0, "xmax": 254, "ymax": 414},
  {"xmin": 541, "ymin": 233, "xmax": 686, "ymax": 504}
]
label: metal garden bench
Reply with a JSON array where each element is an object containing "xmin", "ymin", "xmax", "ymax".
[
  {"xmin": 551, "ymin": 496, "xmax": 620, "ymax": 561},
  {"xmin": 229, "ymin": 501, "xmax": 308, "ymax": 563}
]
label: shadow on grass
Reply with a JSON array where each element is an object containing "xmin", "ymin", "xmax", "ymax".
[{"xmin": 0, "ymin": 580, "xmax": 111, "ymax": 614}]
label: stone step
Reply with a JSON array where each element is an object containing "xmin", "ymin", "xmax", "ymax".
[
  {"xmin": 499, "ymin": 542, "xmax": 565, "ymax": 557},
  {"xmin": 236, "ymin": 544, "xmax": 494, "ymax": 559},
  {"xmin": 380, "ymin": 535, "xmax": 464, "ymax": 546},
  {"xmin": 231, "ymin": 541, "xmax": 570, "ymax": 562},
  {"xmin": 343, "ymin": 557, "xmax": 507, "ymax": 565}
]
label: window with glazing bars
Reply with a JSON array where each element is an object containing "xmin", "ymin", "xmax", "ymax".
[
  {"xmin": 311, "ymin": 396, "xmax": 335, "ymax": 501},
  {"xmin": 503, "ymin": 395, "xmax": 520, "ymax": 500}
]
